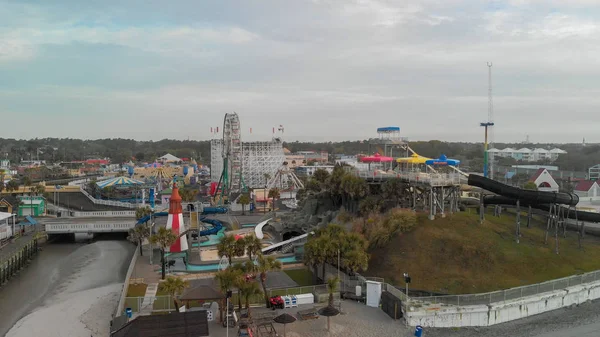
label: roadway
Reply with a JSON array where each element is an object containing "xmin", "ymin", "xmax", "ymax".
[{"xmin": 41, "ymin": 217, "xmax": 133, "ymax": 224}]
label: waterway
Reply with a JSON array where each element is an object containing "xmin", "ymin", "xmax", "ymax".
[{"xmin": 0, "ymin": 239, "xmax": 134, "ymax": 336}]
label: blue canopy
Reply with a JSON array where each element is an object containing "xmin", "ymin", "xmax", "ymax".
[{"xmin": 425, "ymin": 154, "xmax": 460, "ymax": 166}]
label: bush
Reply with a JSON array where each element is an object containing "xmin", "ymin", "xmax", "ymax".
[
  {"xmin": 352, "ymin": 208, "xmax": 417, "ymax": 249},
  {"xmin": 336, "ymin": 207, "xmax": 353, "ymax": 223}
]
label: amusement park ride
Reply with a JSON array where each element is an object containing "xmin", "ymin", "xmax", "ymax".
[{"xmin": 213, "ymin": 113, "xmax": 247, "ymax": 203}]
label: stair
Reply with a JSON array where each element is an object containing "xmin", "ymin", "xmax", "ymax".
[{"xmin": 281, "ymin": 243, "xmax": 295, "ymax": 254}]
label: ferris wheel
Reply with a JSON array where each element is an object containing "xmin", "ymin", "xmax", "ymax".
[{"xmin": 220, "ymin": 112, "xmax": 243, "ymax": 198}]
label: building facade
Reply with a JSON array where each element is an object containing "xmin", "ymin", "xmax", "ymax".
[
  {"xmin": 489, "ymin": 147, "xmax": 567, "ymax": 162},
  {"xmin": 17, "ymin": 196, "xmax": 46, "ymax": 216}
]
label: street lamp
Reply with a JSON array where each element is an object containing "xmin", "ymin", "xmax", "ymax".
[{"xmin": 403, "ymin": 272, "xmax": 411, "ymax": 298}]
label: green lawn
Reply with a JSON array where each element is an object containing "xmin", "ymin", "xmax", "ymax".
[
  {"xmin": 126, "ymin": 283, "xmax": 148, "ymax": 297},
  {"xmin": 366, "ymin": 211, "xmax": 600, "ymax": 294},
  {"xmin": 285, "ymin": 268, "xmax": 315, "ymax": 286}
]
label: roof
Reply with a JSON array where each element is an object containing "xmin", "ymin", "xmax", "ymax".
[
  {"xmin": 549, "ymin": 148, "xmax": 567, "ymax": 154},
  {"xmin": 0, "ymin": 195, "xmax": 18, "ymax": 206},
  {"xmin": 111, "ymin": 311, "xmax": 209, "ymax": 337},
  {"xmin": 575, "ymin": 180, "xmax": 598, "ymax": 192},
  {"xmin": 532, "ymin": 148, "xmax": 549, "ymax": 153},
  {"xmin": 179, "ymin": 285, "xmax": 224, "ymax": 301},
  {"xmin": 501, "ymin": 148, "xmax": 516, "ymax": 152},
  {"xmin": 487, "ymin": 148, "xmax": 501, "ymax": 153},
  {"xmin": 159, "ymin": 153, "xmax": 182, "ymax": 162},
  {"xmin": 517, "ymin": 148, "xmax": 532, "ymax": 153},
  {"xmin": 529, "ymin": 168, "xmax": 547, "ymax": 182},
  {"xmin": 0, "ymin": 211, "xmax": 12, "ymax": 221},
  {"xmin": 377, "ymin": 126, "xmax": 400, "ymax": 132}
]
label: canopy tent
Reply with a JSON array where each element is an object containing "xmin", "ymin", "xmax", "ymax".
[
  {"xmin": 425, "ymin": 154, "xmax": 460, "ymax": 167},
  {"xmin": 96, "ymin": 176, "xmax": 144, "ymax": 189},
  {"xmin": 396, "ymin": 153, "xmax": 432, "ymax": 164},
  {"xmin": 360, "ymin": 153, "xmax": 394, "ymax": 163}
]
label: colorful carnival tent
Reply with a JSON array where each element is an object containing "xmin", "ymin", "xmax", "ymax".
[
  {"xmin": 396, "ymin": 153, "xmax": 432, "ymax": 164},
  {"xmin": 96, "ymin": 176, "xmax": 144, "ymax": 189},
  {"xmin": 425, "ymin": 154, "xmax": 460, "ymax": 166},
  {"xmin": 360, "ymin": 153, "xmax": 394, "ymax": 163}
]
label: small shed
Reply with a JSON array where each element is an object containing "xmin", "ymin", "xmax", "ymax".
[
  {"xmin": 529, "ymin": 168, "xmax": 559, "ymax": 192},
  {"xmin": 574, "ymin": 180, "xmax": 600, "ymax": 199},
  {"xmin": 17, "ymin": 196, "xmax": 46, "ymax": 216},
  {"xmin": 110, "ymin": 310, "xmax": 209, "ymax": 337},
  {"xmin": 179, "ymin": 284, "xmax": 225, "ymax": 309}
]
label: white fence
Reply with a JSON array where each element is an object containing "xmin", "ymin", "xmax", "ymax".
[
  {"xmin": 71, "ymin": 210, "xmax": 136, "ymax": 218},
  {"xmin": 115, "ymin": 245, "xmax": 140, "ymax": 317},
  {"xmin": 68, "ymin": 176, "xmax": 112, "ymax": 186},
  {"xmin": 79, "ymin": 187, "xmax": 137, "ymax": 209}
]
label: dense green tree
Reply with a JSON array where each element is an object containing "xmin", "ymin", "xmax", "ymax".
[{"xmin": 150, "ymin": 227, "xmax": 178, "ymax": 279}]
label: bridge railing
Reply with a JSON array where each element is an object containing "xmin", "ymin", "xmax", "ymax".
[
  {"xmin": 353, "ymin": 170, "xmax": 463, "ymax": 186},
  {"xmin": 79, "ymin": 187, "xmax": 137, "ymax": 209},
  {"xmin": 71, "ymin": 210, "xmax": 136, "ymax": 218},
  {"xmin": 45, "ymin": 222, "xmax": 134, "ymax": 233}
]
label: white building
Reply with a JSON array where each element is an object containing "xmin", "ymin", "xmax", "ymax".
[
  {"xmin": 489, "ymin": 147, "xmax": 566, "ymax": 162},
  {"xmin": 295, "ymin": 165, "xmax": 335, "ymax": 176},
  {"xmin": 335, "ymin": 155, "xmax": 370, "ymax": 171}
]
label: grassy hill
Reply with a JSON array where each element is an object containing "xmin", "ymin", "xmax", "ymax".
[{"xmin": 365, "ymin": 211, "xmax": 600, "ymax": 294}]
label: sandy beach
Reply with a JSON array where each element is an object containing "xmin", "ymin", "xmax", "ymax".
[{"xmin": 7, "ymin": 283, "xmax": 121, "ymax": 337}]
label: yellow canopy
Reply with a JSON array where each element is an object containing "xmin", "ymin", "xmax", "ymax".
[{"xmin": 396, "ymin": 153, "xmax": 432, "ymax": 164}]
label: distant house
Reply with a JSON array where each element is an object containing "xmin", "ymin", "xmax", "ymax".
[
  {"xmin": 110, "ymin": 310, "xmax": 209, "ymax": 337},
  {"xmin": 574, "ymin": 180, "xmax": 600, "ymax": 199},
  {"xmin": 529, "ymin": 168, "xmax": 559, "ymax": 192},
  {"xmin": 0, "ymin": 196, "xmax": 18, "ymax": 214}
]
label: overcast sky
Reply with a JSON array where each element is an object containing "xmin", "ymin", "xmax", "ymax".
[{"xmin": 1, "ymin": 0, "xmax": 599, "ymax": 143}]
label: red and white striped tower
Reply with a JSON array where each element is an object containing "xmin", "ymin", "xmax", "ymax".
[{"xmin": 165, "ymin": 183, "xmax": 188, "ymax": 253}]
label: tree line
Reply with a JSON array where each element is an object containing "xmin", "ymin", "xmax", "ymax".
[{"xmin": 1, "ymin": 137, "xmax": 595, "ymax": 172}]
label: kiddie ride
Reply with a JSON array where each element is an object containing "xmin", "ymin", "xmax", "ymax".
[{"xmin": 269, "ymin": 295, "xmax": 285, "ymax": 310}]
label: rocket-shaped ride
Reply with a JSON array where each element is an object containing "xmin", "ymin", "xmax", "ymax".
[{"xmin": 165, "ymin": 183, "xmax": 188, "ymax": 253}]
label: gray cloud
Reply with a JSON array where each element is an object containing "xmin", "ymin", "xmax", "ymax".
[{"xmin": 0, "ymin": 0, "xmax": 598, "ymax": 143}]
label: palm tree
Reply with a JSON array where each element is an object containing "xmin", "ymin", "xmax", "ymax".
[
  {"xmin": 268, "ymin": 188, "xmax": 280, "ymax": 217},
  {"xmin": 341, "ymin": 232, "xmax": 369, "ymax": 275},
  {"xmin": 150, "ymin": 227, "xmax": 178, "ymax": 279},
  {"xmin": 215, "ymin": 268, "xmax": 244, "ymax": 322},
  {"xmin": 128, "ymin": 224, "xmax": 151, "ymax": 256},
  {"xmin": 238, "ymin": 193, "xmax": 251, "ymax": 215},
  {"xmin": 326, "ymin": 276, "xmax": 340, "ymax": 306},
  {"xmin": 135, "ymin": 206, "xmax": 153, "ymax": 220},
  {"xmin": 243, "ymin": 235, "xmax": 262, "ymax": 265},
  {"xmin": 303, "ymin": 235, "xmax": 329, "ymax": 283},
  {"xmin": 158, "ymin": 276, "xmax": 189, "ymax": 312},
  {"xmin": 217, "ymin": 235, "xmax": 238, "ymax": 266},
  {"xmin": 257, "ymin": 254, "xmax": 282, "ymax": 306},
  {"xmin": 239, "ymin": 281, "xmax": 262, "ymax": 318}
]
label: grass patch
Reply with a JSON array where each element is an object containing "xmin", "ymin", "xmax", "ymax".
[
  {"xmin": 365, "ymin": 211, "xmax": 600, "ymax": 294},
  {"xmin": 126, "ymin": 283, "xmax": 148, "ymax": 297},
  {"xmin": 285, "ymin": 269, "xmax": 315, "ymax": 286}
]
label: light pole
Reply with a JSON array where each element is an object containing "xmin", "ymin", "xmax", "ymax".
[
  {"xmin": 480, "ymin": 122, "xmax": 494, "ymax": 178},
  {"xmin": 403, "ymin": 272, "xmax": 411, "ymax": 299}
]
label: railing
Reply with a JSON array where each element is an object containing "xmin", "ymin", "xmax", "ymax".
[
  {"xmin": 413, "ymin": 270, "xmax": 600, "ymax": 306},
  {"xmin": 124, "ymin": 284, "xmax": 330, "ymax": 314},
  {"xmin": 71, "ymin": 210, "xmax": 136, "ymax": 218},
  {"xmin": 68, "ymin": 176, "xmax": 111, "ymax": 186},
  {"xmin": 353, "ymin": 170, "xmax": 463, "ymax": 186},
  {"xmin": 79, "ymin": 187, "xmax": 137, "ymax": 209},
  {"xmin": 45, "ymin": 222, "xmax": 134, "ymax": 233}
]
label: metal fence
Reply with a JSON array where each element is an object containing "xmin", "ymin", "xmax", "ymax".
[
  {"xmin": 352, "ymin": 170, "xmax": 462, "ymax": 186},
  {"xmin": 123, "ymin": 284, "xmax": 329, "ymax": 314},
  {"xmin": 413, "ymin": 270, "xmax": 600, "ymax": 306}
]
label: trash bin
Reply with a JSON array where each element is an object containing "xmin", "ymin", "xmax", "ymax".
[
  {"xmin": 414, "ymin": 325, "xmax": 423, "ymax": 337},
  {"xmin": 125, "ymin": 308, "xmax": 133, "ymax": 319}
]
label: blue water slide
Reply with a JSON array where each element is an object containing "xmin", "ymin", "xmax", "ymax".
[
  {"xmin": 135, "ymin": 211, "xmax": 168, "ymax": 225},
  {"xmin": 198, "ymin": 218, "xmax": 223, "ymax": 237},
  {"xmin": 201, "ymin": 207, "xmax": 228, "ymax": 215}
]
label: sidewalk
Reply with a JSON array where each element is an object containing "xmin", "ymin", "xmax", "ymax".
[{"xmin": 0, "ymin": 229, "xmax": 41, "ymax": 263}]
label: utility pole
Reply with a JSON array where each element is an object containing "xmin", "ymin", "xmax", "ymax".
[{"xmin": 487, "ymin": 62, "xmax": 495, "ymax": 179}]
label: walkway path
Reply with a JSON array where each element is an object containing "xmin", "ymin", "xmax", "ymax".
[
  {"xmin": 0, "ymin": 228, "xmax": 41, "ymax": 263},
  {"xmin": 139, "ymin": 283, "xmax": 159, "ymax": 315}
]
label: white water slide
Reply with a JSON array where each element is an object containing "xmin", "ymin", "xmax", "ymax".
[{"xmin": 261, "ymin": 232, "xmax": 313, "ymax": 253}]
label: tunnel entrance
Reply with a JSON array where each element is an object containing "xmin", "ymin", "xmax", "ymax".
[{"xmin": 282, "ymin": 231, "xmax": 303, "ymax": 241}]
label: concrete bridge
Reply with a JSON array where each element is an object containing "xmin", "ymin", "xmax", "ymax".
[{"xmin": 44, "ymin": 218, "xmax": 135, "ymax": 234}]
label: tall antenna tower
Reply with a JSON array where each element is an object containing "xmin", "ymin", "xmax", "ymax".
[{"xmin": 487, "ymin": 62, "xmax": 495, "ymax": 179}]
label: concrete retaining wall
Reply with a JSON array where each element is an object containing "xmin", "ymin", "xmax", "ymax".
[
  {"xmin": 406, "ymin": 280, "xmax": 600, "ymax": 327},
  {"xmin": 114, "ymin": 246, "xmax": 139, "ymax": 318}
]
